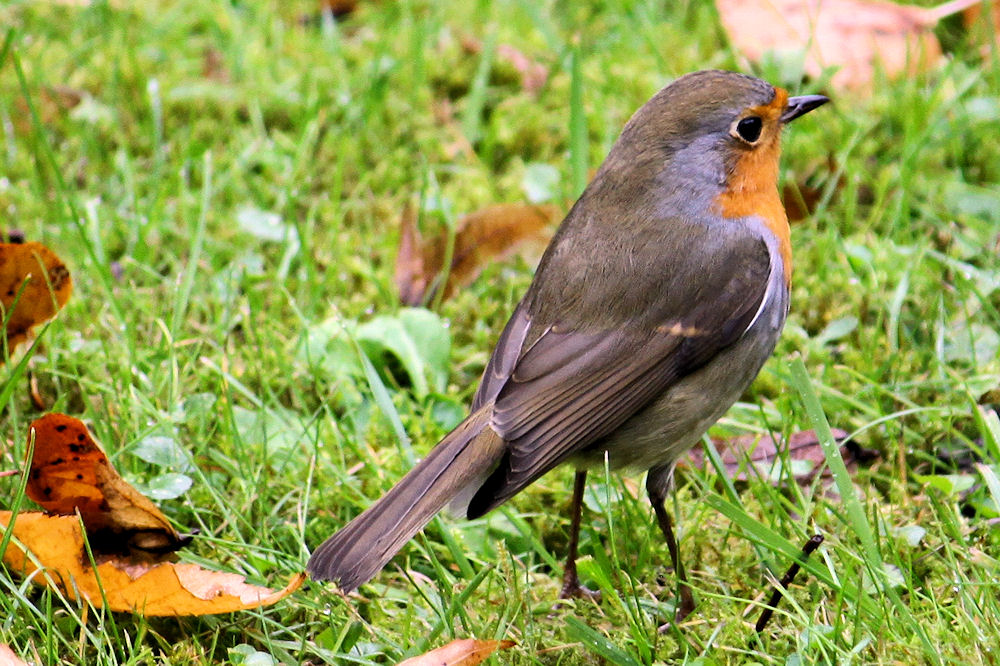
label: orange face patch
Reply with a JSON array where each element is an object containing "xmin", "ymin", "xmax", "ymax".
[{"xmin": 713, "ymin": 87, "xmax": 793, "ymax": 286}]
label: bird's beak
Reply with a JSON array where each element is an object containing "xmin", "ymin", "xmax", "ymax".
[{"xmin": 780, "ymin": 94, "xmax": 830, "ymax": 123}]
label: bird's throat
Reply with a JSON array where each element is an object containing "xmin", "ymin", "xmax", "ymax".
[{"xmin": 713, "ymin": 141, "xmax": 791, "ymax": 286}]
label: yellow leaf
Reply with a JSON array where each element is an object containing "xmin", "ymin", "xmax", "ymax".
[{"xmin": 0, "ymin": 512, "xmax": 304, "ymax": 616}]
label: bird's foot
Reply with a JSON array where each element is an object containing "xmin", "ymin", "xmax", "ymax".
[
  {"xmin": 550, "ymin": 569, "xmax": 601, "ymax": 615},
  {"xmin": 656, "ymin": 584, "xmax": 695, "ymax": 632},
  {"xmin": 558, "ymin": 579, "xmax": 602, "ymax": 603}
]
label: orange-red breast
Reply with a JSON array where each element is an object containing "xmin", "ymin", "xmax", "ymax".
[{"xmin": 308, "ymin": 70, "xmax": 828, "ymax": 621}]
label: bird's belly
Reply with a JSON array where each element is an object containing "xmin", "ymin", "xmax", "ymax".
[{"xmin": 572, "ymin": 296, "xmax": 787, "ymax": 472}]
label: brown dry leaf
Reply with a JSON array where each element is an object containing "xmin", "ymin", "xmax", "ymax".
[
  {"xmin": 0, "ymin": 242, "xmax": 72, "ymax": 356},
  {"xmin": 0, "ymin": 644, "xmax": 28, "ymax": 666},
  {"xmin": 25, "ymin": 413, "xmax": 188, "ymax": 558},
  {"xmin": 321, "ymin": 0, "xmax": 359, "ymax": 17},
  {"xmin": 716, "ymin": 0, "xmax": 981, "ymax": 91},
  {"xmin": 201, "ymin": 48, "xmax": 230, "ymax": 82},
  {"xmin": 395, "ymin": 203, "xmax": 560, "ymax": 306},
  {"xmin": 397, "ymin": 639, "xmax": 517, "ymax": 666},
  {"xmin": 682, "ymin": 428, "xmax": 878, "ymax": 483},
  {"xmin": 781, "ymin": 155, "xmax": 842, "ymax": 222},
  {"xmin": 12, "ymin": 86, "xmax": 85, "ymax": 135},
  {"xmin": 0, "ymin": 512, "xmax": 304, "ymax": 616},
  {"xmin": 782, "ymin": 180, "xmax": 826, "ymax": 222}
]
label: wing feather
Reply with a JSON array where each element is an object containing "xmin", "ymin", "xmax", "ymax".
[{"xmin": 465, "ymin": 223, "xmax": 775, "ymax": 517}]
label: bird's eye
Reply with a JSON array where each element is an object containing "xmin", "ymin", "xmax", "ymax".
[{"xmin": 735, "ymin": 116, "xmax": 763, "ymax": 143}]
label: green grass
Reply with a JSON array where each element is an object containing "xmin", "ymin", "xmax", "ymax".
[{"xmin": 1, "ymin": 0, "xmax": 999, "ymax": 663}]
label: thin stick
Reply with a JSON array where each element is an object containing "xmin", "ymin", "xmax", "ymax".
[{"xmin": 755, "ymin": 534, "xmax": 824, "ymax": 632}]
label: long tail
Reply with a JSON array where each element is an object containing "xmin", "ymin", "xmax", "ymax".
[{"xmin": 307, "ymin": 405, "xmax": 505, "ymax": 591}]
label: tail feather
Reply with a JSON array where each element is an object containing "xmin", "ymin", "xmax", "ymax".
[{"xmin": 307, "ymin": 406, "xmax": 505, "ymax": 591}]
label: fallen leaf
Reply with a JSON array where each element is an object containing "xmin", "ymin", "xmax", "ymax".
[
  {"xmin": 716, "ymin": 0, "xmax": 981, "ymax": 91},
  {"xmin": 497, "ymin": 44, "xmax": 549, "ymax": 94},
  {"xmin": 682, "ymin": 428, "xmax": 878, "ymax": 484},
  {"xmin": 0, "ymin": 512, "xmax": 304, "ymax": 616},
  {"xmin": 459, "ymin": 37, "xmax": 550, "ymax": 94},
  {"xmin": 0, "ymin": 242, "xmax": 72, "ymax": 356},
  {"xmin": 319, "ymin": 0, "xmax": 359, "ymax": 18},
  {"xmin": 201, "ymin": 47, "xmax": 230, "ymax": 82},
  {"xmin": 782, "ymin": 181, "xmax": 826, "ymax": 222},
  {"xmin": 25, "ymin": 413, "xmax": 189, "ymax": 558},
  {"xmin": 781, "ymin": 155, "xmax": 843, "ymax": 222},
  {"xmin": 963, "ymin": 1, "xmax": 1000, "ymax": 53},
  {"xmin": 397, "ymin": 639, "xmax": 516, "ymax": 666},
  {"xmin": 395, "ymin": 203, "xmax": 560, "ymax": 306},
  {"xmin": 13, "ymin": 86, "xmax": 85, "ymax": 135},
  {"xmin": 0, "ymin": 644, "xmax": 28, "ymax": 666}
]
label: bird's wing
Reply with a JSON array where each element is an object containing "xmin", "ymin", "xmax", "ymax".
[
  {"xmin": 471, "ymin": 302, "xmax": 532, "ymax": 412},
  {"xmin": 466, "ymin": 227, "xmax": 775, "ymax": 517}
]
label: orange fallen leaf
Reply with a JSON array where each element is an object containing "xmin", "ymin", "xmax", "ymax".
[
  {"xmin": 715, "ymin": 0, "xmax": 981, "ymax": 91},
  {"xmin": 0, "ymin": 512, "xmax": 304, "ymax": 615},
  {"xmin": 397, "ymin": 639, "xmax": 516, "ymax": 666},
  {"xmin": 963, "ymin": 1, "xmax": 1000, "ymax": 53},
  {"xmin": 25, "ymin": 413, "xmax": 189, "ymax": 558},
  {"xmin": 682, "ymin": 428, "xmax": 878, "ymax": 483},
  {"xmin": 0, "ymin": 644, "xmax": 28, "ymax": 666},
  {"xmin": 395, "ymin": 203, "xmax": 560, "ymax": 306},
  {"xmin": 0, "ymin": 242, "xmax": 72, "ymax": 356}
]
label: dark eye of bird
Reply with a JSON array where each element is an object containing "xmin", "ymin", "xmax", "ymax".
[{"xmin": 736, "ymin": 116, "xmax": 763, "ymax": 143}]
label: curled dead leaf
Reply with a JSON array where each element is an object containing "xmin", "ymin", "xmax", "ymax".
[
  {"xmin": 683, "ymin": 428, "xmax": 878, "ymax": 484},
  {"xmin": 0, "ymin": 512, "xmax": 303, "ymax": 615},
  {"xmin": 395, "ymin": 202, "xmax": 560, "ymax": 306},
  {"xmin": 397, "ymin": 639, "xmax": 516, "ymax": 666},
  {"xmin": 716, "ymin": 0, "xmax": 980, "ymax": 91},
  {"xmin": 25, "ymin": 413, "xmax": 189, "ymax": 558},
  {"xmin": 0, "ymin": 644, "xmax": 29, "ymax": 666},
  {"xmin": 0, "ymin": 242, "xmax": 72, "ymax": 356}
]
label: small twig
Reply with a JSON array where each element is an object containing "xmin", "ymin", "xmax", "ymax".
[
  {"xmin": 28, "ymin": 367, "xmax": 46, "ymax": 410},
  {"xmin": 755, "ymin": 534, "xmax": 824, "ymax": 633}
]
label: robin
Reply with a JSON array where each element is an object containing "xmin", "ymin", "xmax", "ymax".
[{"xmin": 308, "ymin": 70, "xmax": 828, "ymax": 621}]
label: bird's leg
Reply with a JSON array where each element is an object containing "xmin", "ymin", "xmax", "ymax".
[
  {"xmin": 558, "ymin": 469, "xmax": 601, "ymax": 601},
  {"xmin": 646, "ymin": 466, "xmax": 695, "ymax": 624}
]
